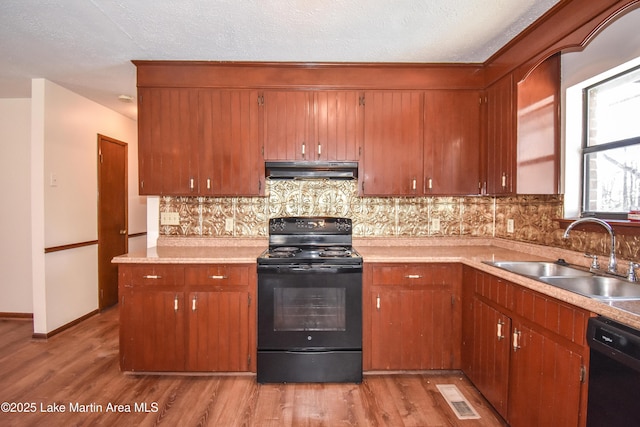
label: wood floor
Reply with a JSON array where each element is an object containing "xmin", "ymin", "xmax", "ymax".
[{"xmin": 0, "ymin": 307, "xmax": 506, "ymax": 426}]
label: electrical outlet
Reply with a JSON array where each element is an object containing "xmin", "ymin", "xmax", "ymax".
[
  {"xmin": 507, "ymin": 218, "xmax": 515, "ymax": 233},
  {"xmin": 225, "ymin": 218, "xmax": 234, "ymax": 232},
  {"xmin": 431, "ymin": 218, "xmax": 441, "ymax": 232},
  {"xmin": 160, "ymin": 212, "xmax": 180, "ymax": 226}
]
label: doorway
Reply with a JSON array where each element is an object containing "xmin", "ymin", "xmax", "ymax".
[{"xmin": 98, "ymin": 134, "xmax": 128, "ymax": 309}]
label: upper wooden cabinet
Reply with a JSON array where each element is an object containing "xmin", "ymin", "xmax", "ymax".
[
  {"xmin": 485, "ymin": 74, "xmax": 515, "ymax": 195},
  {"xmin": 199, "ymin": 89, "xmax": 263, "ymax": 196},
  {"xmin": 362, "ymin": 91, "xmax": 424, "ymax": 196},
  {"xmin": 262, "ymin": 90, "xmax": 363, "ymax": 161},
  {"xmin": 516, "ymin": 54, "xmax": 560, "ymax": 194},
  {"xmin": 423, "ymin": 90, "xmax": 482, "ymax": 195},
  {"xmin": 138, "ymin": 88, "xmax": 199, "ymax": 195},
  {"xmin": 137, "ymin": 87, "xmax": 263, "ymax": 196}
]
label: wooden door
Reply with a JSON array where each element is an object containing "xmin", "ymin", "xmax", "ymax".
[
  {"xmin": 199, "ymin": 89, "xmax": 263, "ymax": 195},
  {"xmin": 486, "ymin": 74, "xmax": 515, "ymax": 195},
  {"xmin": 137, "ymin": 87, "xmax": 199, "ymax": 195},
  {"xmin": 97, "ymin": 135, "xmax": 127, "ymax": 309},
  {"xmin": 370, "ymin": 285, "xmax": 453, "ymax": 370},
  {"xmin": 467, "ymin": 297, "xmax": 511, "ymax": 419},
  {"xmin": 313, "ymin": 91, "xmax": 363, "ymax": 161},
  {"xmin": 508, "ymin": 321, "xmax": 583, "ymax": 427},
  {"xmin": 423, "ymin": 90, "xmax": 481, "ymax": 195},
  {"xmin": 362, "ymin": 91, "xmax": 424, "ymax": 195},
  {"xmin": 262, "ymin": 91, "xmax": 311, "ymax": 160},
  {"xmin": 120, "ymin": 289, "xmax": 186, "ymax": 371},
  {"xmin": 187, "ymin": 290, "xmax": 250, "ymax": 371},
  {"xmin": 516, "ymin": 53, "xmax": 560, "ymax": 194}
]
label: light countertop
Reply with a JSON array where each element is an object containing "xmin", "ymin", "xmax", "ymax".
[{"xmin": 112, "ymin": 236, "xmax": 640, "ymax": 329}]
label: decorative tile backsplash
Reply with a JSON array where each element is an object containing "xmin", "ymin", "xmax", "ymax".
[{"xmin": 159, "ymin": 179, "xmax": 639, "ymax": 261}]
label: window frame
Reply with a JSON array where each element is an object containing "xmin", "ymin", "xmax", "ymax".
[{"xmin": 580, "ymin": 65, "xmax": 640, "ymax": 219}]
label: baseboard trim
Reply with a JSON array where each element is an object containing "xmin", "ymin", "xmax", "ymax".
[
  {"xmin": 31, "ymin": 309, "xmax": 100, "ymax": 340},
  {"xmin": 0, "ymin": 312, "xmax": 33, "ymax": 319}
]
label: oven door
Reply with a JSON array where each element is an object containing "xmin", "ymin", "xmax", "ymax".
[{"xmin": 257, "ymin": 264, "xmax": 362, "ymax": 351}]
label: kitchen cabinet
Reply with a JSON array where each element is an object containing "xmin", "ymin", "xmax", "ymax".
[
  {"xmin": 137, "ymin": 88, "xmax": 263, "ymax": 196},
  {"xmin": 364, "ymin": 263, "xmax": 460, "ymax": 370},
  {"xmin": 362, "ymin": 91, "xmax": 424, "ymax": 195},
  {"xmin": 516, "ymin": 54, "xmax": 561, "ymax": 194},
  {"xmin": 199, "ymin": 89, "xmax": 264, "ymax": 195},
  {"xmin": 462, "ymin": 267, "xmax": 589, "ymax": 427},
  {"xmin": 485, "ymin": 74, "xmax": 515, "ymax": 195},
  {"xmin": 137, "ymin": 88, "xmax": 199, "ymax": 195},
  {"xmin": 118, "ymin": 263, "xmax": 256, "ymax": 372},
  {"xmin": 262, "ymin": 90, "xmax": 363, "ymax": 161},
  {"xmin": 423, "ymin": 90, "xmax": 482, "ymax": 195}
]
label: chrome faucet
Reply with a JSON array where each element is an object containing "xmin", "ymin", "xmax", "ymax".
[{"xmin": 563, "ymin": 217, "xmax": 617, "ymax": 274}]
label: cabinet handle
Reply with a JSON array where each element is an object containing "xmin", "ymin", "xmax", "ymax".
[
  {"xmin": 119, "ymin": 229, "xmax": 127, "ymax": 235},
  {"xmin": 427, "ymin": 178, "xmax": 433, "ymax": 190},
  {"xmin": 513, "ymin": 329, "xmax": 521, "ymax": 352},
  {"xmin": 412, "ymin": 179, "xmax": 417, "ymax": 191},
  {"xmin": 376, "ymin": 294, "xmax": 380, "ymax": 311},
  {"xmin": 301, "ymin": 142, "xmax": 306, "ymax": 156},
  {"xmin": 209, "ymin": 275, "xmax": 228, "ymax": 280},
  {"xmin": 317, "ymin": 143, "xmax": 322, "ymax": 158},
  {"xmin": 190, "ymin": 178, "xmax": 195, "ymax": 191},
  {"xmin": 405, "ymin": 274, "xmax": 422, "ymax": 279},
  {"xmin": 206, "ymin": 178, "xmax": 211, "ymax": 190},
  {"xmin": 142, "ymin": 275, "xmax": 162, "ymax": 279},
  {"xmin": 501, "ymin": 173, "xmax": 507, "ymax": 188},
  {"xmin": 174, "ymin": 295, "xmax": 179, "ymax": 312},
  {"xmin": 497, "ymin": 320, "xmax": 505, "ymax": 341},
  {"xmin": 192, "ymin": 295, "xmax": 197, "ymax": 311}
]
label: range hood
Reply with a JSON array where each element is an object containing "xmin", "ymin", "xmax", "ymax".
[{"xmin": 265, "ymin": 161, "xmax": 358, "ymax": 180}]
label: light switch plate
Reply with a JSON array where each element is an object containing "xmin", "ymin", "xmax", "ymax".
[
  {"xmin": 225, "ymin": 218, "xmax": 234, "ymax": 232},
  {"xmin": 507, "ymin": 219, "xmax": 515, "ymax": 233},
  {"xmin": 431, "ymin": 218, "xmax": 441, "ymax": 232},
  {"xmin": 160, "ymin": 212, "xmax": 180, "ymax": 226}
]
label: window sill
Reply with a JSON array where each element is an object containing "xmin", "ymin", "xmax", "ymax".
[{"xmin": 557, "ymin": 218, "xmax": 640, "ymax": 237}]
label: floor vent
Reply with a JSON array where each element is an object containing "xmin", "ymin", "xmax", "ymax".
[{"xmin": 436, "ymin": 384, "xmax": 481, "ymax": 420}]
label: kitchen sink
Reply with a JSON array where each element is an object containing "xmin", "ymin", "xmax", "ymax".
[
  {"xmin": 487, "ymin": 261, "xmax": 592, "ymax": 278},
  {"xmin": 539, "ymin": 276, "xmax": 640, "ymax": 301}
]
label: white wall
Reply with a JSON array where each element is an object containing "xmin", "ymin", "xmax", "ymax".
[
  {"xmin": 30, "ymin": 79, "xmax": 145, "ymax": 334},
  {"xmin": 562, "ymin": 7, "xmax": 640, "ymax": 217},
  {"xmin": 0, "ymin": 98, "xmax": 33, "ymax": 313}
]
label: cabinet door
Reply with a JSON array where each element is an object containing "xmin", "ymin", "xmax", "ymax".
[
  {"xmin": 199, "ymin": 89, "xmax": 263, "ymax": 195},
  {"xmin": 424, "ymin": 90, "xmax": 481, "ymax": 195},
  {"xmin": 137, "ymin": 87, "xmax": 199, "ymax": 195},
  {"xmin": 262, "ymin": 91, "xmax": 312, "ymax": 160},
  {"xmin": 485, "ymin": 74, "xmax": 515, "ymax": 195},
  {"xmin": 370, "ymin": 285, "xmax": 453, "ymax": 370},
  {"xmin": 362, "ymin": 91, "xmax": 424, "ymax": 195},
  {"xmin": 120, "ymin": 289, "xmax": 186, "ymax": 371},
  {"xmin": 313, "ymin": 91, "xmax": 363, "ymax": 161},
  {"xmin": 187, "ymin": 290, "xmax": 250, "ymax": 371},
  {"xmin": 467, "ymin": 297, "xmax": 511, "ymax": 420},
  {"xmin": 508, "ymin": 321, "xmax": 583, "ymax": 427},
  {"xmin": 516, "ymin": 54, "xmax": 560, "ymax": 194}
]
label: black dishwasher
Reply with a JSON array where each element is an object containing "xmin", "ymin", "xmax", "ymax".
[{"xmin": 587, "ymin": 316, "xmax": 640, "ymax": 427}]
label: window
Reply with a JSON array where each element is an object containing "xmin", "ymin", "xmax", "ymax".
[{"xmin": 582, "ymin": 66, "xmax": 640, "ymax": 218}]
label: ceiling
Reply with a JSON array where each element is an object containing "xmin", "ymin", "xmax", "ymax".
[{"xmin": 0, "ymin": 0, "xmax": 560, "ymax": 119}]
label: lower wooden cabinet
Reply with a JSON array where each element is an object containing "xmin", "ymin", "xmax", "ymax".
[
  {"xmin": 118, "ymin": 263, "xmax": 256, "ymax": 373},
  {"xmin": 461, "ymin": 266, "xmax": 589, "ymax": 427},
  {"xmin": 364, "ymin": 263, "xmax": 461, "ymax": 370}
]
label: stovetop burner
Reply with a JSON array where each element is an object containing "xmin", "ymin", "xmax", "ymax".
[{"xmin": 258, "ymin": 217, "xmax": 361, "ymax": 266}]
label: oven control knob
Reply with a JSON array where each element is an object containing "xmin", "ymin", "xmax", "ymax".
[
  {"xmin": 270, "ymin": 219, "xmax": 286, "ymax": 232},
  {"xmin": 307, "ymin": 335, "xmax": 312, "ymax": 341}
]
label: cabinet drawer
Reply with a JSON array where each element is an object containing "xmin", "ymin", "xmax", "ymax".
[
  {"xmin": 371, "ymin": 264, "xmax": 454, "ymax": 285},
  {"xmin": 119, "ymin": 264, "xmax": 184, "ymax": 287},
  {"xmin": 185, "ymin": 265, "xmax": 250, "ymax": 286}
]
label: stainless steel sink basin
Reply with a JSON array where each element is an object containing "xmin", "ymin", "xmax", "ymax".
[
  {"xmin": 487, "ymin": 261, "xmax": 592, "ymax": 278},
  {"xmin": 539, "ymin": 276, "xmax": 640, "ymax": 301}
]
